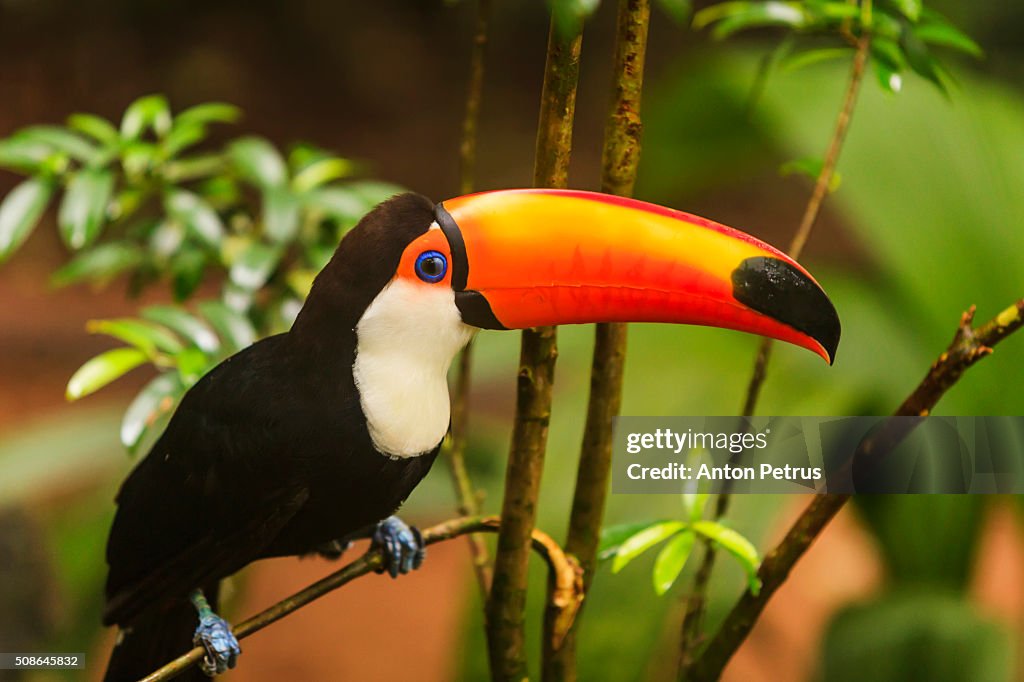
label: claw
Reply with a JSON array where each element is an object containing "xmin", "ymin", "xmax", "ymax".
[
  {"xmin": 193, "ymin": 613, "xmax": 241, "ymax": 676},
  {"xmin": 371, "ymin": 516, "xmax": 426, "ymax": 578}
]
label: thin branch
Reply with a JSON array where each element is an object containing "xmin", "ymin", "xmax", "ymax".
[
  {"xmin": 542, "ymin": 1, "xmax": 649, "ymax": 680},
  {"xmin": 485, "ymin": 16, "xmax": 583, "ymax": 681},
  {"xmin": 444, "ymin": 0, "xmax": 495, "ymax": 600},
  {"xmin": 683, "ymin": 297, "xmax": 1024, "ymax": 681},
  {"xmin": 678, "ymin": 30, "xmax": 872, "ymax": 671},
  {"xmin": 139, "ymin": 516, "xmax": 582, "ymax": 682}
]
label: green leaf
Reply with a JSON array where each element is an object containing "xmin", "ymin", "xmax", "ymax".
[
  {"xmin": 67, "ymin": 113, "xmax": 120, "ymax": 147},
  {"xmin": 871, "ymin": 37, "xmax": 907, "ymax": 70},
  {"xmin": 86, "ymin": 318, "xmax": 184, "ymax": 355},
  {"xmin": 780, "ymin": 156, "xmax": 841, "ymax": 192},
  {"xmin": 164, "ymin": 189, "xmax": 225, "ymax": 248},
  {"xmin": 170, "ymin": 248, "xmax": 207, "ymax": 301},
  {"xmin": 121, "ymin": 373, "xmax": 183, "ymax": 451},
  {"xmin": 58, "ymin": 169, "xmax": 114, "ymax": 250},
  {"xmin": 291, "ymin": 158, "xmax": 355, "ymax": 194},
  {"xmin": 0, "ymin": 136, "xmax": 53, "ymax": 172},
  {"xmin": 164, "ymin": 154, "xmax": 226, "ymax": 183},
  {"xmin": 263, "ymin": 186, "xmax": 301, "ymax": 243},
  {"xmin": 782, "ymin": 47, "xmax": 851, "ymax": 73},
  {"xmin": 51, "ymin": 242, "xmax": 144, "ymax": 287},
  {"xmin": 174, "ymin": 102, "xmax": 241, "ymax": 129},
  {"xmin": 305, "ymin": 187, "xmax": 367, "ymax": 222},
  {"xmin": 121, "ymin": 141, "xmax": 158, "ymax": 178},
  {"xmin": 694, "ymin": 2, "xmax": 808, "ymax": 39},
  {"xmin": 175, "ymin": 346, "xmax": 214, "ymax": 385},
  {"xmin": 692, "ymin": 520, "xmax": 762, "ymax": 594},
  {"xmin": 914, "ymin": 16, "xmax": 982, "ymax": 58},
  {"xmin": 16, "ymin": 126, "xmax": 100, "ymax": 165},
  {"xmin": 874, "ymin": 60, "xmax": 904, "ymax": 93},
  {"xmin": 0, "ymin": 177, "xmax": 54, "ymax": 262},
  {"xmin": 121, "ymin": 94, "xmax": 172, "ymax": 140},
  {"xmin": 652, "ymin": 530, "xmax": 696, "ymax": 595},
  {"xmin": 140, "ymin": 306, "xmax": 219, "ymax": 353},
  {"xmin": 162, "ymin": 124, "xmax": 206, "ymax": 158},
  {"xmin": 599, "ymin": 521, "xmax": 669, "ymax": 560},
  {"xmin": 901, "ymin": 28, "xmax": 947, "ymax": 95},
  {"xmin": 230, "ymin": 241, "xmax": 281, "ymax": 291},
  {"xmin": 611, "ymin": 521, "xmax": 686, "ymax": 574},
  {"xmin": 655, "ymin": 0, "xmax": 691, "ymax": 24},
  {"xmin": 886, "ymin": 0, "xmax": 921, "ymax": 22},
  {"xmin": 229, "ymin": 137, "xmax": 287, "ymax": 188},
  {"xmin": 197, "ymin": 301, "xmax": 256, "ymax": 352},
  {"xmin": 65, "ymin": 347, "xmax": 148, "ymax": 400}
]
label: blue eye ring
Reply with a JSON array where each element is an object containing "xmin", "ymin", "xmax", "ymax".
[{"xmin": 414, "ymin": 250, "xmax": 448, "ymax": 283}]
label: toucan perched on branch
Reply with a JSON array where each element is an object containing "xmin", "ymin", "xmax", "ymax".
[{"xmin": 102, "ymin": 189, "xmax": 839, "ymax": 681}]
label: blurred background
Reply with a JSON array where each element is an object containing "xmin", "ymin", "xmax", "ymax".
[{"xmin": 1, "ymin": 1, "xmax": 1023, "ymax": 680}]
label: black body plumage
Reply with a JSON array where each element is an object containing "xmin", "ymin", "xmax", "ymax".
[{"xmin": 103, "ymin": 194, "xmax": 440, "ymax": 681}]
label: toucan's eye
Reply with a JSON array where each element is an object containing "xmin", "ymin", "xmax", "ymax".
[{"xmin": 414, "ymin": 250, "xmax": 448, "ymax": 283}]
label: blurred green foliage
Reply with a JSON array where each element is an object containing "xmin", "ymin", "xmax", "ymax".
[{"xmin": 0, "ymin": 96, "xmax": 401, "ymax": 451}]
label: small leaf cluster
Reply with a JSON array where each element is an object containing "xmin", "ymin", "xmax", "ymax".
[
  {"xmin": 694, "ymin": 1, "xmax": 981, "ymax": 96},
  {"xmin": 599, "ymin": 492, "xmax": 762, "ymax": 596},
  {"xmin": 0, "ymin": 95, "xmax": 402, "ymax": 451}
]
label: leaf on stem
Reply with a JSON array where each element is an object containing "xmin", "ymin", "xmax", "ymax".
[
  {"xmin": 58, "ymin": 169, "xmax": 115, "ymax": 250},
  {"xmin": 66, "ymin": 347, "xmax": 149, "ymax": 400},
  {"xmin": 0, "ymin": 177, "xmax": 54, "ymax": 262}
]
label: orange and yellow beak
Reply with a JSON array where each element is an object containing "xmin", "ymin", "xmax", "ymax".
[{"xmin": 435, "ymin": 189, "xmax": 840, "ymax": 363}]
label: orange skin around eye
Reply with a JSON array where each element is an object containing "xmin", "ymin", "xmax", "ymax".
[{"xmin": 395, "ymin": 229, "xmax": 453, "ymax": 286}]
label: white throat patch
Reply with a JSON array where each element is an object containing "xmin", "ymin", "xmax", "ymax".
[{"xmin": 353, "ymin": 277, "xmax": 475, "ymax": 458}]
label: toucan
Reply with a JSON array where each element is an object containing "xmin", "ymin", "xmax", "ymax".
[{"xmin": 102, "ymin": 189, "xmax": 839, "ymax": 681}]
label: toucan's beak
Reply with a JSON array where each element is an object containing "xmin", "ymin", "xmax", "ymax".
[{"xmin": 436, "ymin": 189, "xmax": 840, "ymax": 364}]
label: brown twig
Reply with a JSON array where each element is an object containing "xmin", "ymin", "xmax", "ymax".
[
  {"xmin": 541, "ymin": 1, "xmax": 648, "ymax": 680},
  {"xmin": 444, "ymin": 0, "xmax": 495, "ymax": 600},
  {"xmin": 683, "ymin": 297, "xmax": 1024, "ymax": 681},
  {"xmin": 485, "ymin": 15, "xmax": 582, "ymax": 681},
  {"xmin": 678, "ymin": 30, "xmax": 872, "ymax": 671},
  {"xmin": 138, "ymin": 516, "xmax": 582, "ymax": 682}
]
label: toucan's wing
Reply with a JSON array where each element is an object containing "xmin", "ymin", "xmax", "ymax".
[{"xmin": 103, "ymin": 334, "xmax": 320, "ymax": 626}]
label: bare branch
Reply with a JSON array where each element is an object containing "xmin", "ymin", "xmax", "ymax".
[
  {"xmin": 485, "ymin": 13, "xmax": 583, "ymax": 681},
  {"xmin": 139, "ymin": 516, "xmax": 582, "ymax": 682},
  {"xmin": 684, "ymin": 297, "xmax": 1024, "ymax": 681},
  {"xmin": 543, "ymin": 1, "xmax": 649, "ymax": 679},
  {"xmin": 444, "ymin": 0, "xmax": 496, "ymax": 600}
]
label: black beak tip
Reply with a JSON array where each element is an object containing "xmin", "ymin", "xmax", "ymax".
[{"xmin": 731, "ymin": 256, "xmax": 841, "ymax": 365}]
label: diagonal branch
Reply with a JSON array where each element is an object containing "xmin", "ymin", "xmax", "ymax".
[
  {"xmin": 683, "ymin": 297, "xmax": 1024, "ymax": 681},
  {"xmin": 139, "ymin": 516, "xmax": 582, "ymax": 682}
]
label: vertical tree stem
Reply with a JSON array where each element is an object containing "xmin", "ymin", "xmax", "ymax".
[
  {"xmin": 445, "ymin": 0, "xmax": 495, "ymax": 601},
  {"xmin": 677, "ymin": 30, "xmax": 872, "ymax": 674},
  {"xmin": 485, "ymin": 17, "xmax": 583, "ymax": 682},
  {"xmin": 542, "ymin": 1, "xmax": 649, "ymax": 680}
]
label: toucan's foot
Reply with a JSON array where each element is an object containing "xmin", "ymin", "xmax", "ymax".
[
  {"xmin": 371, "ymin": 516, "xmax": 425, "ymax": 578},
  {"xmin": 193, "ymin": 613, "xmax": 241, "ymax": 676}
]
